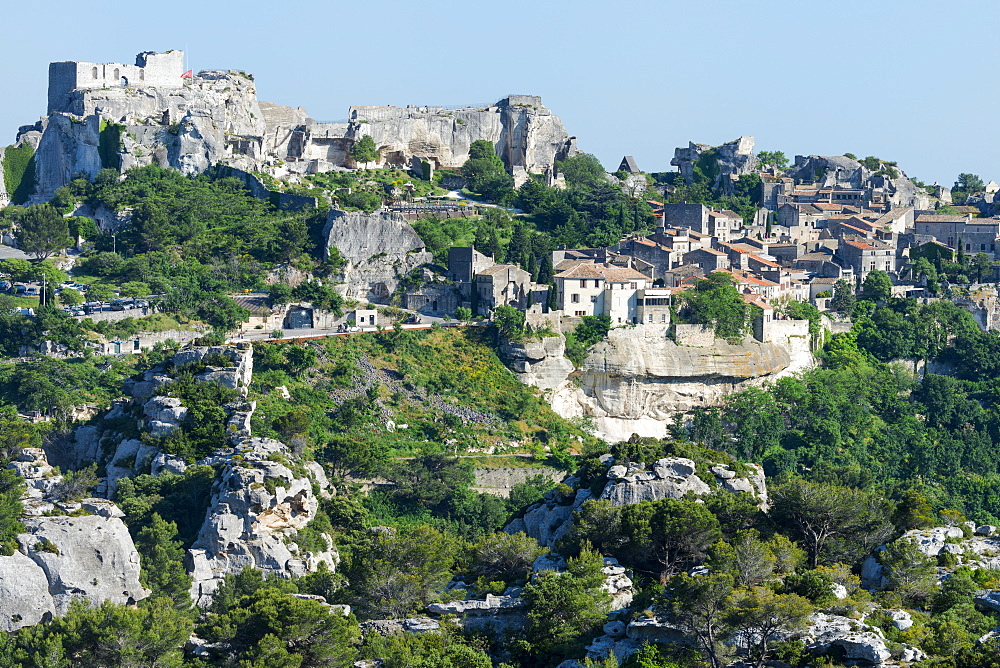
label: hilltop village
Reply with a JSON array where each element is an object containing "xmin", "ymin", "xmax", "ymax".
[{"xmin": 1, "ymin": 50, "xmax": 1000, "ymax": 668}]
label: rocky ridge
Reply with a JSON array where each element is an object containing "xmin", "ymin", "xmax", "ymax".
[
  {"xmin": 17, "ymin": 51, "xmax": 577, "ymax": 200},
  {"xmin": 322, "ymin": 208, "xmax": 434, "ymax": 303},
  {"xmin": 62, "ymin": 342, "xmax": 338, "ymax": 607}
]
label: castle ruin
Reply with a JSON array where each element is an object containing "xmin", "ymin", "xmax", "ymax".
[{"xmin": 47, "ymin": 50, "xmax": 185, "ymax": 113}]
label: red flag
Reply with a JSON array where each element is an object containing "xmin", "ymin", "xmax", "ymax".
[{"xmin": 180, "ymin": 70, "xmax": 193, "ymax": 79}]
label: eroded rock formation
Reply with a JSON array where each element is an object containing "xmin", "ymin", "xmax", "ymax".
[{"xmin": 0, "ymin": 449, "xmax": 147, "ymax": 632}]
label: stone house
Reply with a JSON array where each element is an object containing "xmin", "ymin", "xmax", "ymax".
[
  {"xmin": 838, "ymin": 238, "xmax": 897, "ymax": 280},
  {"xmin": 637, "ymin": 288, "xmax": 672, "ymax": 325},
  {"xmin": 608, "ymin": 237, "xmax": 677, "ymax": 282},
  {"xmin": 683, "ymin": 248, "xmax": 730, "ymax": 272},
  {"xmin": 448, "ymin": 246, "xmax": 494, "ymax": 283},
  {"xmin": 662, "ymin": 203, "xmax": 741, "ymax": 243},
  {"xmin": 475, "ymin": 264, "xmax": 532, "ymax": 315},
  {"xmin": 664, "ymin": 264, "xmax": 706, "ymax": 288},
  {"xmin": 914, "ymin": 214, "xmax": 1000, "ymax": 258},
  {"xmin": 554, "ymin": 263, "xmax": 649, "ymax": 324}
]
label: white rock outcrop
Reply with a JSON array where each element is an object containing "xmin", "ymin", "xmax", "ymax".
[
  {"xmin": 507, "ymin": 458, "xmax": 767, "ymax": 548},
  {"xmin": 186, "ymin": 439, "xmax": 338, "ymax": 607},
  {"xmin": 0, "ymin": 450, "xmax": 148, "ymax": 632},
  {"xmin": 322, "ymin": 209, "xmax": 433, "ymax": 303},
  {"xmin": 538, "ymin": 326, "xmax": 814, "ymax": 442}
]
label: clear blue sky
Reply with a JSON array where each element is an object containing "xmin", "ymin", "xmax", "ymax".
[{"xmin": 3, "ymin": 0, "xmax": 997, "ymax": 186}]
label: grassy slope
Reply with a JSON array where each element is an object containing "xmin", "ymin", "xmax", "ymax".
[{"xmin": 249, "ymin": 327, "xmax": 590, "ymax": 460}]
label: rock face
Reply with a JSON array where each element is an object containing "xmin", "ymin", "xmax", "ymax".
[
  {"xmin": 545, "ymin": 327, "xmax": 813, "ymax": 442},
  {"xmin": 22, "ymin": 52, "xmax": 577, "ymax": 200},
  {"xmin": 500, "ymin": 336, "xmax": 575, "ymax": 392},
  {"xmin": 506, "ymin": 457, "xmax": 767, "ymax": 548},
  {"xmin": 803, "ymin": 613, "xmax": 891, "ymax": 664},
  {"xmin": 186, "ymin": 438, "xmax": 338, "ymax": 607},
  {"xmin": 0, "ymin": 449, "xmax": 147, "ymax": 632},
  {"xmin": 30, "ymin": 69, "xmax": 264, "ymax": 200},
  {"xmin": 861, "ymin": 525, "xmax": 1000, "ymax": 589},
  {"xmin": 322, "ymin": 209, "xmax": 433, "ymax": 303},
  {"xmin": 671, "ymin": 137, "xmax": 757, "ymax": 196},
  {"xmin": 786, "ymin": 155, "xmax": 928, "ymax": 209}
]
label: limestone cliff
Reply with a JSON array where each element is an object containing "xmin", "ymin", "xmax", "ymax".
[
  {"xmin": 59, "ymin": 341, "xmax": 337, "ymax": 609},
  {"xmin": 504, "ymin": 325, "xmax": 814, "ymax": 442},
  {"xmin": 787, "ymin": 154, "xmax": 929, "ymax": 209},
  {"xmin": 506, "ymin": 456, "xmax": 767, "ymax": 548},
  {"xmin": 187, "ymin": 438, "xmax": 338, "ymax": 607},
  {"xmin": 671, "ymin": 137, "xmax": 758, "ymax": 196},
  {"xmin": 20, "ymin": 51, "xmax": 577, "ymax": 200},
  {"xmin": 29, "ymin": 70, "xmax": 264, "ymax": 200},
  {"xmin": 322, "ymin": 208, "xmax": 433, "ymax": 303}
]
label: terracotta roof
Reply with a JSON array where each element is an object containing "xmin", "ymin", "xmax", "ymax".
[
  {"xmin": 554, "ymin": 263, "xmax": 648, "ymax": 281},
  {"xmin": 748, "ymin": 254, "xmax": 779, "ymax": 268},
  {"xmin": 814, "ymin": 203, "xmax": 844, "ymax": 211},
  {"xmin": 844, "ymin": 240, "xmax": 879, "ymax": 251}
]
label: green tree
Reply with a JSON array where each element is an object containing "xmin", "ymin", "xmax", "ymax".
[
  {"xmin": 134, "ymin": 514, "xmax": 194, "ymax": 608},
  {"xmin": 350, "ymin": 135, "xmax": 379, "ymax": 166},
  {"xmin": 952, "ymin": 173, "xmax": 985, "ymax": 199},
  {"xmin": 666, "ymin": 572, "xmax": 735, "ymax": 668},
  {"xmin": 682, "ymin": 272, "xmax": 750, "ymax": 338},
  {"xmin": 708, "ymin": 529, "xmax": 776, "ymax": 587},
  {"xmin": 0, "ymin": 257, "xmax": 34, "ymax": 282},
  {"xmin": 120, "ymin": 281, "xmax": 150, "ymax": 298},
  {"xmin": 972, "ymin": 253, "xmax": 993, "ymax": 283},
  {"xmin": 59, "ymin": 287, "xmax": 84, "ymax": 306},
  {"xmin": 200, "ymin": 575, "xmax": 360, "ymax": 667},
  {"xmin": 493, "ymin": 304, "xmax": 525, "ymax": 339},
  {"xmin": 756, "ymin": 151, "xmax": 788, "ymax": 170},
  {"xmin": 470, "ymin": 531, "xmax": 544, "ymax": 583},
  {"xmin": 454, "ymin": 306, "xmax": 472, "ymax": 323},
  {"xmin": 523, "ymin": 545, "xmax": 611, "ymax": 661},
  {"xmin": 651, "ymin": 498, "xmax": 722, "ymax": 577},
  {"xmin": 343, "ymin": 524, "xmax": 459, "ymax": 619},
  {"xmin": 860, "ymin": 270, "xmax": 892, "ymax": 302},
  {"xmin": 86, "ymin": 283, "xmax": 116, "ymax": 302},
  {"xmin": 725, "ymin": 587, "xmax": 813, "ymax": 668},
  {"xmin": 462, "ymin": 140, "xmax": 514, "ymax": 202},
  {"xmin": 0, "ymin": 468, "xmax": 25, "ymax": 555},
  {"xmin": 770, "ymin": 481, "xmax": 894, "ymax": 568},
  {"xmin": 14, "ymin": 205, "xmax": 73, "ymax": 259},
  {"xmin": 879, "ymin": 536, "xmax": 937, "ymax": 604}
]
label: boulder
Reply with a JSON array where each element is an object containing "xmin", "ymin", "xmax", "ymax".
[
  {"xmin": 16, "ymin": 513, "xmax": 148, "ymax": 616},
  {"xmin": 888, "ymin": 609, "xmax": 913, "ymax": 630},
  {"xmin": 974, "ymin": 591, "xmax": 1000, "ymax": 614},
  {"xmin": 0, "ymin": 550, "xmax": 56, "ymax": 631}
]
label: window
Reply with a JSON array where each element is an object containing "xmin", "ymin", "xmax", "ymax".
[
  {"xmin": 571, "ymin": 294, "xmax": 580, "ymax": 304},
  {"xmin": 661, "ymin": 313, "xmax": 667, "ymax": 323},
  {"xmin": 647, "ymin": 314, "xmax": 653, "ymax": 322},
  {"xmin": 92, "ymin": 67, "xmax": 98, "ymax": 79},
  {"xmin": 575, "ymin": 310, "xmax": 586, "ymax": 316},
  {"xmin": 630, "ymin": 282, "xmax": 637, "ymax": 289},
  {"xmin": 591, "ymin": 295, "xmax": 598, "ymax": 303}
]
